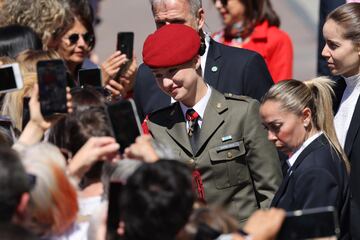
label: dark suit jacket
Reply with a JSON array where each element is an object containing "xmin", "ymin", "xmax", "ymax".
[
  {"xmin": 147, "ymin": 89, "xmax": 282, "ymax": 224},
  {"xmin": 334, "ymin": 78, "xmax": 360, "ymax": 239},
  {"xmin": 271, "ymin": 134, "xmax": 350, "ymax": 239},
  {"xmin": 134, "ymin": 38, "xmax": 273, "ymax": 121}
]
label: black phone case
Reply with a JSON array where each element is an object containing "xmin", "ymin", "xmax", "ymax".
[
  {"xmin": 277, "ymin": 206, "xmax": 339, "ymax": 240},
  {"xmin": 106, "ymin": 99, "xmax": 142, "ymax": 154},
  {"xmin": 37, "ymin": 60, "xmax": 68, "ymax": 117}
]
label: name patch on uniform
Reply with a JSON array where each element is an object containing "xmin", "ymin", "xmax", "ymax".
[{"xmin": 216, "ymin": 141, "xmax": 240, "ymax": 152}]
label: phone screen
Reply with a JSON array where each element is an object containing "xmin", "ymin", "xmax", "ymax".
[
  {"xmin": 0, "ymin": 63, "xmax": 23, "ymax": 93},
  {"xmin": 106, "ymin": 181, "xmax": 124, "ymax": 240},
  {"xmin": 277, "ymin": 206, "xmax": 339, "ymax": 240},
  {"xmin": 106, "ymin": 99, "xmax": 142, "ymax": 154},
  {"xmin": 22, "ymin": 97, "xmax": 30, "ymax": 130},
  {"xmin": 78, "ymin": 68, "xmax": 102, "ymax": 87},
  {"xmin": 37, "ymin": 60, "xmax": 68, "ymax": 116}
]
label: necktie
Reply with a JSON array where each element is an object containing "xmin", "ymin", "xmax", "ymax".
[
  {"xmin": 186, "ymin": 109, "xmax": 205, "ymax": 202},
  {"xmin": 186, "ymin": 108, "xmax": 199, "ymax": 137}
]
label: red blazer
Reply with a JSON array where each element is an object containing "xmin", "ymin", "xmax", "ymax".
[{"xmin": 212, "ymin": 21, "xmax": 293, "ymax": 83}]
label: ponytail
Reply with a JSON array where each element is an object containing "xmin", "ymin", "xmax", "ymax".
[{"xmin": 304, "ymin": 77, "xmax": 350, "ymax": 172}]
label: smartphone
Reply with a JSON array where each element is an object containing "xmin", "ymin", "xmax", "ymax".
[
  {"xmin": 277, "ymin": 206, "xmax": 340, "ymax": 240},
  {"xmin": 37, "ymin": 60, "xmax": 68, "ymax": 117},
  {"xmin": 22, "ymin": 97, "xmax": 30, "ymax": 130},
  {"xmin": 106, "ymin": 99, "xmax": 142, "ymax": 154},
  {"xmin": 106, "ymin": 181, "xmax": 124, "ymax": 240},
  {"xmin": 117, "ymin": 32, "xmax": 134, "ymax": 59},
  {"xmin": 0, "ymin": 63, "xmax": 23, "ymax": 93},
  {"xmin": 78, "ymin": 68, "xmax": 102, "ymax": 87},
  {"xmin": 114, "ymin": 32, "xmax": 134, "ymax": 80}
]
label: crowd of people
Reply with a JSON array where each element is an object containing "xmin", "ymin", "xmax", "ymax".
[{"xmin": 0, "ymin": 0, "xmax": 359, "ymax": 239}]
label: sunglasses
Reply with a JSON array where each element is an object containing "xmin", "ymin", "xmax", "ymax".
[{"xmin": 67, "ymin": 32, "xmax": 95, "ymax": 47}]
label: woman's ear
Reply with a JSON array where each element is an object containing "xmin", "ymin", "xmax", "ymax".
[{"xmin": 302, "ymin": 107, "xmax": 312, "ymax": 128}]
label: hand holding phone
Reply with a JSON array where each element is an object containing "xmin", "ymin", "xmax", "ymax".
[
  {"xmin": 114, "ymin": 32, "xmax": 134, "ymax": 81},
  {"xmin": 0, "ymin": 63, "xmax": 23, "ymax": 93}
]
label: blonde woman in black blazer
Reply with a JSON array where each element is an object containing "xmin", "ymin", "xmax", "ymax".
[{"xmin": 260, "ymin": 78, "xmax": 350, "ymax": 239}]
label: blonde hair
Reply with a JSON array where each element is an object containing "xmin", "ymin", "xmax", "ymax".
[
  {"xmin": 20, "ymin": 142, "xmax": 78, "ymax": 237},
  {"xmin": 0, "ymin": 0, "xmax": 70, "ymax": 47},
  {"xmin": 1, "ymin": 50, "xmax": 61, "ymax": 131},
  {"xmin": 261, "ymin": 77, "xmax": 350, "ymax": 172}
]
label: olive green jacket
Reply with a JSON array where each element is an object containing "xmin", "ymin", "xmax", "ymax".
[{"xmin": 147, "ymin": 89, "xmax": 282, "ymax": 224}]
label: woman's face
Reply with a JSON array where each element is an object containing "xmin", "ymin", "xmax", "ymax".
[
  {"xmin": 260, "ymin": 100, "xmax": 309, "ymax": 155},
  {"xmin": 322, "ymin": 19, "xmax": 360, "ymax": 77},
  {"xmin": 56, "ymin": 19, "xmax": 94, "ymax": 68},
  {"xmin": 214, "ymin": 0, "xmax": 245, "ymax": 26}
]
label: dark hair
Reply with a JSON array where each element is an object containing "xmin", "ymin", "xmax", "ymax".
[
  {"xmin": 327, "ymin": 2, "xmax": 360, "ymax": 46},
  {"xmin": 70, "ymin": 86, "xmax": 106, "ymax": 112},
  {"xmin": 49, "ymin": 107, "xmax": 111, "ymax": 180},
  {"xmin": 0, "ymin": 25, "xmax": 43, "ymax": 58},
  {"xmin": 122, "ymin": 160, "xmax": 195, "ymax": 240},
  {"xmin": 238, "ymin": 0, "xmax": 280, "ymax": 38},
  {"xmin": 0, "ymin": 148, "xmax": 30, "ymax": 222}
]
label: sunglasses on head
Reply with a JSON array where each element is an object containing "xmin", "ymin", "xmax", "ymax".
[{"xmin": 68, "ymin": 32, "xmax": 95, "ymax": 47}]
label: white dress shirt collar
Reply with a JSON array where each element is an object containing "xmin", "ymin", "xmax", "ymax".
[
  {"xmin": 287, "ymin": 132, "xmax": 323, "ymax": 168},
  {"xmin": 334, "ymin": 74, "xmax": 360, "ymax": 147},
  {"xmin": 200, "ymin": 33, "xmax": 210, "ymax": 76},
  {"xmin": 180, "ymin": 85, "xmax": 212, "ymax": 128}
]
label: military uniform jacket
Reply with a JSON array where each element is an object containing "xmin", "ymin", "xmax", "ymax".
[{"xmin": 147, "ymin": 89, "xmax": 282, "ymax": 223}]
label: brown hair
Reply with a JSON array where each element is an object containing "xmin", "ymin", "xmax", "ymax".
[
  {"xmin": 236, "ymin": 0, "xmax": 280, "ymax": 38},
  {"xmin": 327, "ymin": 3, "xmax": 360, "ymax": 46},
  {"xmin": 261, "ymin": 77, "xmax": 350, "ymax": 172}
]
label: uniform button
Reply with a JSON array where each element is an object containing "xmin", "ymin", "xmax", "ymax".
[
  {"xmin": 216, "ymin": 103, "xmax": 222, "ymax": 109},
  {"xmin": 227, "ymin": 152, "xmax": 232, "ymax": 158},
  {"xmin": 228, "ymin": 93, "xmax": 233, "ymax": 97}
]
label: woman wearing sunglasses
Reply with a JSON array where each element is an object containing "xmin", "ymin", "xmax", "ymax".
[
  {"xmin": 212, "ymin": 0, "xmax": 293, "ymax": 83},
  {"xmin": 48, "ymin": 0, "xmax": 136, "ymax": 97}
]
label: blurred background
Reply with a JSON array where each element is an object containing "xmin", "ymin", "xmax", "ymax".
[{"xmin": 93, "ymin": 0, "xmax": 319, "ymax": 80}]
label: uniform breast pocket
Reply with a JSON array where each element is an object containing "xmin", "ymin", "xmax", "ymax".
[{"xmin": 209, "ymin": 140, "xmax": 250, "ymax": 189}]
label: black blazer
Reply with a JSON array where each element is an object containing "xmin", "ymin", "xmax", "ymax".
[
  {"xmin": 271, "ymin": 134, "xmax": 350, "ymax": 239},
  {"xmin": 334, "ymin": 78, "xmax": 360, "ymax": 239},
  {"xmin": 133, "ymin": 38, "xmax": 273, "ymax": 121}
]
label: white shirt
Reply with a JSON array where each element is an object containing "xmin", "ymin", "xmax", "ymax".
[
  {"xmin": 180, "ymin": 85, "xmax": 212, "ymax": 130},
  {"xmin": 200, "ymin": 33, "xmax": 211, "ymax": 76},
  {"xmin": 287, "ymin": 132, "xmax": 323, "ymax": 170},
  {"xmin": 334, "ymin": 74, "xmax": 360, "ymax": 147}
]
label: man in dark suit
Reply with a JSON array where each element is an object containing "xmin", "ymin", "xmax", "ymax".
[
  {"xmin": 134, "ymin": 0, "xmax": 273, "ymax": 121},
  {"xmin": 142, "ymin": 23, "xmax": 282, "ymax": 224}
]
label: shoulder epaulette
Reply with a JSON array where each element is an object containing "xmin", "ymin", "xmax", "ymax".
[{"xmin": 224, "ymin": 93, "xmax": 249, "ymax": 101}]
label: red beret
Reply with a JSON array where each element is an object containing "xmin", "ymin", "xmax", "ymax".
[{"xmin": 142, "ymin": 24, "xmax": 201, "ymax": 68}]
